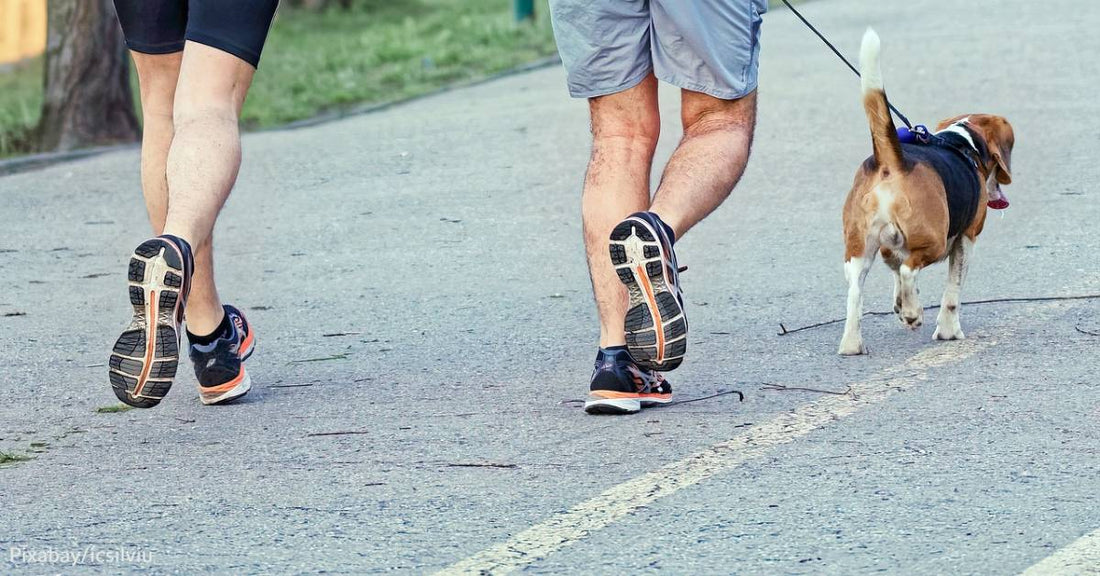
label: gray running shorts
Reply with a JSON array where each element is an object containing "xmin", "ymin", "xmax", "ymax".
[{"xmin": 549, "ymin": 0, "xmax": 766, "ymax": 100}]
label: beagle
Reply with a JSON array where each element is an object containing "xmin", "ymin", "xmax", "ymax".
[{"xmin": 838, "ymin": 29, "xmax": 1015, "ymax": 355}]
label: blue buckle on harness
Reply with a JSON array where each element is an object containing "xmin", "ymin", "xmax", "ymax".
[{"xmin": 897, "ymin": 124, "xmax": 931, "ymax": 144}]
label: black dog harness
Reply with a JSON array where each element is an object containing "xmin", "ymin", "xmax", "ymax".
[{"xmin": 900, "ymin": 125, "xmax": 987, "ymax": 239}]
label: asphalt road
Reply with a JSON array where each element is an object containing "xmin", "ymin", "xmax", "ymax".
[{"xmin": 1, "ymin": 0, "xmax": 1098, "ymax": 574}]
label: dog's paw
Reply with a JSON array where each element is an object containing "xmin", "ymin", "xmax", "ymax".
[
  {"xmin": 900, "ymin": 313, "xmax": 923, "ymax": 330},
  {"xmin": 933, "ymin": 325, "xmax": 965, "ymax": 341},
  {"xmin": 838, "ymin": 339, "xmax": 868, "ymax": 356}
]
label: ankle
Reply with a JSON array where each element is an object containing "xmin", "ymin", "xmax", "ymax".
[
  {"xmin": 185, "ymin": 304, "xmax": 226, "ymax": 339},
  {"xmin": 187, "ymin": 309, "xmax": 232, "ymax": 346},
  {"xmin": 599, "ymin": 335, "xmax": 627, "ymax": 348},
  {"xmin": 645, "ymin": 210, "xmax": 679, "ymax": 243},
  {"xmin": 157, "ymin": 232, "xmax": 193, "ymax": 255},
  {"xmin": 160, "ymin": 227, "xmax": 208, "ymax": 252}
]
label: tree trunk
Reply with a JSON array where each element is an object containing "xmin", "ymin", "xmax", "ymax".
[{"xmin": 35, "ymin": 0, "xmax": 139, "ymax": 152}]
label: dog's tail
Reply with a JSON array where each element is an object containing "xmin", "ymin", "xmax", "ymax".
[{"xmin": 860, "ymin": 28, "xmax": 904, "ymax": 175}]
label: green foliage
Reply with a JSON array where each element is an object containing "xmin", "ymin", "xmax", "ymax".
[
  {"xmin": 0, "ymin": 59, "xmax": 43, "ymax": 158},
  {"xmin": 0, "ymin": 1, "xmax": 811, "ymax": 158},
  {"xmin": 241, "ymin": 0, "xmax": 557, "ymax": 128},
  {"xmin": 0, "ymin": 0, "xmax": 556, "ymax": 158}
]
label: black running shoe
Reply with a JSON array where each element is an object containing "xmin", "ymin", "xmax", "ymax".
[
  {"xmin": 609, "ymin": 212, "xmax": 687, "ymax": 372},
  {"xmin": 191, "ymin": 304, "xmax": 255, "ymax": 406},
  {"xmin": 585, "ymin": 348, "xmax": 673, "ymax": 414},
  {"xmin": 109, "ymin": 235, "xmax": 193, "ymax": 408}
]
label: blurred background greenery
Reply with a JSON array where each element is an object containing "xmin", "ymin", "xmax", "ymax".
[
  {"xmin": 0, "ymin": 54, "xmax": 40, "ymax": 157},
  {"xmin": 0, "ymin": 0, "xmax": 557, "ymax": 158}
]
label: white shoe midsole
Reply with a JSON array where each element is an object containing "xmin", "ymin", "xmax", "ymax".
[{"xmin": 200, "ymin": 372, "xmax": 252, "ymax": 405}]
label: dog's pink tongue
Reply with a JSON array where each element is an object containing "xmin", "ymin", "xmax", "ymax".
[{"xmin": 988, "ymin": 187, "xmax": 1010, "ymax": 210}]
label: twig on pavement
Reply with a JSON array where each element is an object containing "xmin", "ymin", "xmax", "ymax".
[
  {"xmin": 305, "ymin": 430, "xmax": 370, "ymax": 437},
  {"xmin": 761, "ymin": 383, "xmax": 854, "ymax": 396},
  {"xmin": 288, "ymin": 353, "xmax": 349, "ymax": 364},
  {"xmin": 562, "ymin": 388, "xmax": 746, "ymax": 409},
  {"xmin": 658, "ymin": 389, "xmax": 745, "ymax": 407},
  {"xmin": 1076, "ymin": 325, "xmax": 1100, "ymax": 336},
  {"xmin": 445, "ymin": 462, "xmax": 518, "ymax": 469},
  {"xmin": 778, "ymin": 293, "xmax": 1100, "ymax": 336}
]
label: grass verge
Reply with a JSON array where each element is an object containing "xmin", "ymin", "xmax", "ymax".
[
  {"xmin": 0, "ymin": 58, "xmax": 43, "ymax": 158},
  {"xmin": 244, "ymin": 0, "xmax": 557, "ymax": 128},
  {"xmin": 0, "ymin": 0, "xmax": 556, "ymax": 158},
  {"xmin": 0, "ymin": 0, "xmax": 803, "ymax": 159}
]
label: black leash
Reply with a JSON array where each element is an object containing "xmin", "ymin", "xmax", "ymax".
[{"xmin": 779, "ymin": 0, "xmax": 914, "ymax": 130}]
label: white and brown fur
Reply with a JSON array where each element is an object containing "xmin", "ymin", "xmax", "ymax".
[{"xmin": 838, "ymin": 29, "xmax": 1015, "ymax": 355}]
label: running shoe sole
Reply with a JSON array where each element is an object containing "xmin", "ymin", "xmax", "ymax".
[
  {"xmin": 108, "ymin": 238, "xmax": 188, "ymax": 408},
  {"xmin": 584, "ymin": 392, "xmax": 673, "ymax": 415},
  {"xmin": 199, "ymin": 371, "xmax": 252, "ymax": 405},
  {"xmin": 609, "ymin": 218, "xmax": 687, "ymax": 372}
]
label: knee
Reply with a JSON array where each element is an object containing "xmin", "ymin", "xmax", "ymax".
[
  {"xmin": 172, "ymin": 82, "xmax": 244, "ymax": 129},
  {"xmin": 139, "ymin": 85, "xmax": 176, "ymax": 123},
  {"xmin": 589, "ymin": 105, "xmax": 660, "ymax": 154},
  {"xmin": 172, "ymin": 99, "xmax": 238, "ymax": 132},
  {"xmin": 133, "ymin": 55, "xmax": 181, "ymax": 108},
  {"xmin": 681, "ymin": 92, "xmax": 757, "ymax": 139}
]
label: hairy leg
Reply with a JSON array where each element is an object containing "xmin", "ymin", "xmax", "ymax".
[
  {"xmin": 648, "ymin": 89, "xmax": 757, "ymax": 238},
  {"xmin": 130, "ymin": 52, "xmax": 182, "ymax": 234},
  {"xmin": 584, "ymin": 74, "xmax": 661, "ymax": 347},
  {"xmin": 129, "ymin": 52, "xmax": 216, "ymax": 337},
  {"xmin": 161, "ymin": 41, "xmax": 256, "ymax": 335}
]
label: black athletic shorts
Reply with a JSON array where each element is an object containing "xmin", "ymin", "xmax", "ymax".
[{"xmin": 113, "ymin": 0, "xmax": 279, "ymax": 68}]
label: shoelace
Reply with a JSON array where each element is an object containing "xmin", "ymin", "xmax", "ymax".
[{"xmin": 628, "ymin": 364, "xmax": 666, "ymax": 392}]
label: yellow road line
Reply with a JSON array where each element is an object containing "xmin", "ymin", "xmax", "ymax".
[{"xmin": 436, "ymin": 337, "xmax": 993, "ymax": 575}]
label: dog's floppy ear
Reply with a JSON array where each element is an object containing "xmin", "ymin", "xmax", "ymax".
[
  {"xmin": 993, "ymin": 144, "xmax": 1012, "ymax": 185},
  {"xmin": 935, "ymin": 114, "xmax": 969, "ymax": 132},
  {"xmin": 984, "ymin": 116, "xmax": 1015, "ymax": 185},
  {"xmin": 984, "ymin": 116, "xmax": 1014, "ymax": 185},
  {"xmin": 939, "ymin": 114, "xmax": 1015, "ymax": 185}
]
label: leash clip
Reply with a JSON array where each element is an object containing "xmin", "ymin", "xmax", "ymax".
[
  {"xmin": 897, "ymin": 124, "xmax": 931, "ymax": 145},
  {"xmin": 911, "ymin": 124, "xmax": 931, "ymax": 144}
]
